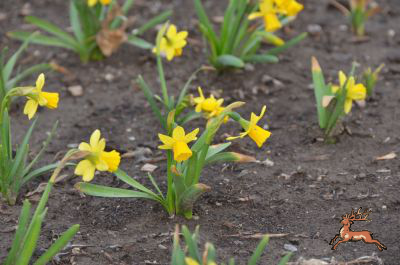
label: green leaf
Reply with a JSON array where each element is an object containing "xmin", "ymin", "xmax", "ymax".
[
  {"xmin": 244, "ymin": 54, "xmax": 279, "ymax": 64},
  {"xmin": 7, "ymin": 63, "xmax": 52, "ymax": 90},
  {"xmin": 278, "ymin": 253, "xmax": 292, "ymax": 265},
  {"xmin": 75, "ymin": 182, "xmax": 158, "ymax": 200},
  {"xmin": 16, "ymin": 208, "xmax": 47, "ymax": 265},
  {"xmin": 33, "ymin": 224, "xmax": 80, "ymax": 265},
  {"xmin": 216, "ymin": 54, "xmax": 244, "ymax": 68},
  {"xmin": 8, "ymin": 31, "xmax": 75, "ymax": 50},
  {"xmin": 146, "ymin": 173, "xmax": 164, "ymax": 198},
  {"xmin": 205, "ymin": 142, "xmax": 231, "ymax": 160},
  {"xmin": 25, "ymin": 16, "xmax": 78, "ymax": 48},
  {"xmin": 22, "ymin": 163, "xmax": 64, "ymax": 186},
  {"xmin": 9, "ymin": 119, "xmax": 37, "ymax": 183},
  {"xmin": 137, "ymin": 75, "xmax": 166, "ymax": 128},
  {"xmin": 266, "ymin": 32, "xmax": 307, "ymax": 56},
  {"xmin": 178, "ymin": 183, "xmax": 210, "ymax": 218},
  {"xmin": 311, "ymin": 57, "xmax": 330, "ymax": 129},
  {"xmin": 220, "ymin": 0, "xmax": 238, "ymax": 53},
  {"xmin": 182, "ymin": 226, "xmax": 201, "ymax": 261},
  {"xmin": 193, "ymin": 0, "xmax": 219, "ymax": 50},
  {"xmin": 114, "ymin": 169, "xmax": 162, "ymax": 201},
  {"xmin": 4, "ymin": 200, "xmax": 31, "ymax": 265},
  {"xmin": 70, "ymin": 1, "xmax": 84, "ymax": 43},
  {"xmin": 134, "ymin": 10, "xmax": 172, "ymax": 35},
  {"xmin": 126, "ymin": 35, "xmax": 153, "ymax": 49},
  {"xmin": 3, "ymin": 33, "xmax": 32, "ymax": 82},
  {"xmin": 248, "ymin": 236, "xmax": 269, "ymax": 265}
]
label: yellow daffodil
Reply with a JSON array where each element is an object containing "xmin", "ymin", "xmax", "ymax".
[
  {"xmin": 331, "ymin": 71, "xmax": 367, "ymax": 113},
  {"xmin": 23, "ymin": 73, "xmax": 59, "ymax": 120},
  {"xmin": 158, "ymin": 126, "xmax": 199, "ymax": 162},
  {"xmin": 193, "ymin": 87, "xmax": 229, "ymax": 122},
  {"xmin": 184, "ymin": 257, "xmax": 217, "ymax": 265},
  {"xmin": 248, "ymin": 0, "xmax": 281, "ymax": 32},
  {"xmin": 227, "ymin": 106, "xmax": 271, "ymax": 147},
  {"xmin": 154, "ymin": 24, "xmax": 188, "ymax": 61},
  {"xmin": 275, "ymin": 0, "xmax": 304, "ymax": 17},
  {"xmin": 75, "ymin": 130, "xmax": 121, "ymax": 182},
  {"xmin": 88, "ymin": 0, "xmax": 111, "ymax": 7}
]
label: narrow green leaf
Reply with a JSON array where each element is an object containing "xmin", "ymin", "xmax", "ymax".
[
  {"xmin": 137, "ymin": 75, "xmax": 166, "ymax": 128},
  {"xmin": 8, "ymin": 31, "xmax": 75, "ymax": 50},
  {"xmin": 277, "ymin": 253, "xmax": 292, "ymax": 265},
  {"xmin": 7, "ymin": 63, "xmax": 52, "ymax": 90},
  {"xmin": 126, "ymin": 35, "xmax": 153, "ymax": 49},
  {"xmin": 22, "ymin": 163, "xmax": 65, "ymax": 186},
  {"xmin": 193, "ymin": 0, "xmax": 219, "ymax": 51},
  {"xmin": 205, "ymin": 143, "xmax": 231, "ymax": 160},
  {"xmin": 4, "ymin": 200, "xmax": 31, "ymax": 265},
  {"xmin": 146, "ymin": 173, "xmax": 164, "ymax": 198},
  {"xmin": 75, "ymin": 182, "xmax": 158, "ymax": 201},
  {"xmin": 9, "ymin": 119, "xmax": 37, "ymax": 182},
  {"xmin": 33, "ymin": 224, "xmax": 80, "ymax": 265},
  {"xmin": 311, "ymin": 57, "xmax": 330, "ymax": 129},
  {"xmin": 182, "ymin": 226, "xmax": 201, "ymax": 261},
  {"xmin": 216, "ymin": 54, "xmax": 244, "ymax": 68},
  {"xmin": 244, "ymin": 54, "xmax": 279, "ymax": 63},
  {"xmin": 16, "ymin": 208, "xmax": 47, "ymax": 265},
  {"xmin": 248, "ymin": 236, "xmax": 269, "ymax": 265},
  {"xmin": 135, "ymin": 10, "xmax": 172, "ymax": 35},
  {"xmin": 70, "ymin": 1, "xmax": 84, "ymax": 43},
  {"xmin": 266, "ymin": 32, "xmax": 307, "ymax": 56},
  {"xmin": 3, "ymin": 33, "xmax": 32, "ymax": 82},
  {"xmin": 178, "ymin": 183, "xmax": 210, "ymax": 216},
  {"xmin": 25, "ymin": 16, "xmax": 78, "ymax": 48}
]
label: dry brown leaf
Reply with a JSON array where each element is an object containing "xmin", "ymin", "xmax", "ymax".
[
  {"xmin": 96, "ymin": 4, "xmax": 127, "ymax": 57},
  {"xmin": 141, "ymin": 163, "xmax": 158, "ymax": 173},
  {"xmin": 375, "ymin": 151, "xmax": 397, "ymax": 161}
]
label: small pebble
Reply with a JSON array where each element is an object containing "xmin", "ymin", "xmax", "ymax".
[
  {"xmin": 104, "ymin": 73, "xmax": 115, "ymax": 82},
  {"xmin": 307, "ymin": 24, "xmax": 322, "ymax": 35},
  {"xmin": 284, "ymin": 243, "xmax": 298, "ymax": 252},
  {"xmin": 68, "ymin": 85, "xmax": 83, "ymax": 97}
]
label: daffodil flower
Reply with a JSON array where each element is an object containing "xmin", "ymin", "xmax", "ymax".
[
  {"xmin": 23, "ymin": 73, "xmax": 59, "ymax": 120},
  {"xmin": 87, "ymin": 0, "xmax": 111, "ymax": 7},
  {"xmin": 248, "ymin": 0, "xmax": 281, "ymax": 32},
  {"xmin": 275, "ymin": 0, "xmax": 304, "ymax": 17},
  {"xmin": 153, "ymin": 24, "xmax": 188, "ymax": 61},
  {"xmin": 331, "ymin": 71, "xmax": 367, "ymax": 114},
  {"xmin": 75, "ymin": 130, "xmax": 121, "ymax": 182},
  {"xmin": 227, "ymin": 106, "xmax": 271, "ymax": 147},
  {"xmin": 193, "ymin": 87, "xmax": 224, "ymax": 115},
  {"xmin": 158, "ymin": 126, "xmax": 199, "ymax": 162}
]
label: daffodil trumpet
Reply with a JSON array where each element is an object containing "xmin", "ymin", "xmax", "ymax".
[{"xmin": 311, "ymin": 57, "xmax": 369, "ymax": 139}]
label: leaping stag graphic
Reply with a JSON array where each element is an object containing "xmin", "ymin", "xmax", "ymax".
[{"xmin": 330, "ymin": 207, "xmax": 387, "ymax": 251}]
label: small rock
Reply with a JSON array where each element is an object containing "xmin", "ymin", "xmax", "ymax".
[
  {"xmin": 128, "ymin": 136, "xmax": 136, "ymax": 141},
  {"xmin": 67, "ymin": 143, "xmax": 79, "ymax": 148},
  {"xmin": 20, "ymin": 3, "xmax": 32, "ymax": 16},
  {"xmin": 261, "ymin": 158, "xmax": 274, "ymax": 167},
  {"xmin": 387, "ymin": 29, "xmax": 396, "ymax": 38},
  {"xmin": 307, "ymin": 24, "xmax": 322, "ymax": 35},
  {"xmin": 158, "ymin": 244, "xmax": 167, "ymax": 250},
  {"xmin": 0, "ymin": 12, "xmax": 7, "ymax": 21},
  {"xmin": 68, "ymin": 85, "xmax": 83, "ymax": 97},
  {"xmin": 104, "ymin": 73, "xmax": 115, "ymax": 82},
  {"xmin": 339, "ymin": 24, "xmax": 348, "ymax": 31},
  {"xmin": 382, "ymin": 205, "xmax": 387, "ymax": 210},
  {"xmin": 141, "ymin": 163, "xmax": 158, "ymax": 173},
  {"xmin": 244, "ymin": 63, "xmax": 255, "ymax": 71},
  {"xmin": 284, "ymin": 243, "xmax": 298, "ymax": 252}
]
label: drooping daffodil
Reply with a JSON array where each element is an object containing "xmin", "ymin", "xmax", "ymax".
[
  {"xmin": 158, "ymin": 126, "xmax": 199, "ymax": 162},
  {"xmin": 154, "ymin": 24, "xmax": 188, "ymax": 61},
  {"xmin": 75, "ymin": 130, "xmax": 121, "ymax": 182},
  {"xmin": 193, "ymin": 87, "xmax": 224, "ymax": 116},
  {"xmin": 227, "ymin": 106, "xmax": 271, "ymax": 147},
  {"xmin": 87, "ymin": 0, "xmax": 111, "ymax": 7},
  {"xmin": 23, "ymin": 73, "xmax": 59, "ymax": 120},
  {"xmin": 248, "ymin": 0, "xmax": 281, "ymax": 32}
]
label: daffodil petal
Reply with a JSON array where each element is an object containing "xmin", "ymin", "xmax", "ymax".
[
  {"xmin": 75, "ymin": 159, "xmax": 96, "ymax": 182},
  {"xmin": 41, "ymin": 92, "xmax": 59, "ymax": 109},
  {"xmin": 90, "ymin": 130, "xmax": 101, "ymax": 148},
  {"xmin": 348, "ymin": 84, "xmax": 366, "ymax": 100},
  {"xmin": 172, "ymin": 126, "xmax": 186, "ymax": 141},
  {"xmin": 23, "ymin": 99, "xmax": 39, "ymax": 120},
  {"xmin": 173, "ymin": 141, "xmax": 192, "ymax": 162},
  {"xmin": 158, "ymin": 133, "xmax": 174, "ymax": 149},
  {"xmin": 344, "ymin": 98, "xmax": 353, "ymax": 114},
  {"xmin": 248, "ymin": 125, "xmax": 271, "ymax": 148},
  {"xmin": 101, "ymin": 150, "xmax": 120, "ymax": 172},
  {"xmin": 79, "ymin": 142, "xmax": 92, "ymax": 151},
  {"xmin": 184, "ymin": 128, "xmax": 199, "ymax": 143},
  {"xmin": 167, "ymin": 24, "xmax": 177, "ymax": 39},
  {"xmin": 185, "ymin": 257, "xmax": 199, "ymax": 265},
  {"xmin": 36, "ymin": 73, "xmax": 45, "ymax": 91}
]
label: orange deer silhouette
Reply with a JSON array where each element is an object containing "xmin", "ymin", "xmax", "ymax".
[{"xmin": 330, "ymin": 208, "xmax": 387, "ymax": 251}]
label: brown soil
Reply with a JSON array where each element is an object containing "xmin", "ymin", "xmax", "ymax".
[{"xmin": 1, "ymin": 0, "xmax": 400, "ymax": 264}]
